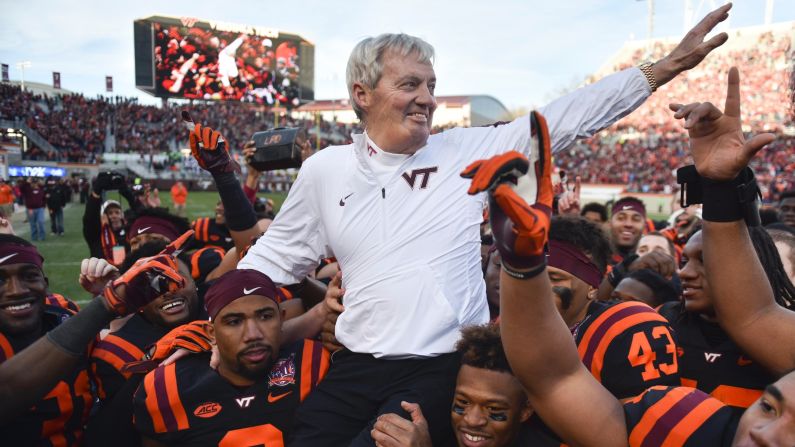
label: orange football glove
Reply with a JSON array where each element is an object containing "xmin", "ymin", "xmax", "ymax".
[
  {"xmin": 185, "ymin": 111, "xmax": 240, "ymax": 175},
  {"xmin": 102, "ymin": 230, "xmax": 193, "ymax": 316},
  {"xmin": 461, "ymin": 111, "xmax": 552, "ymax": 278},
  {"xmin": 121, "ymin": 320, "xmax": 212, "ymax": 374}
]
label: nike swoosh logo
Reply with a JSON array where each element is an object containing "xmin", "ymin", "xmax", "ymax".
[
  {"xmin": 137, "ymin": 226, "xmax": 152, "ymax": 234},
  {"xmin": 267, "ymin": 391, "xmax": 293, "ymax": 403},
  {"xmin": 622, "ymin": 206, "xmax": 633, "ymax": 210},
  {"xmin": 243, "ymin": 287, "xmax": 261, "ymax": 295},
  {"xmin": 0, "ymin": 253, "xmax": 18, "ymax": 264},
  {"xmin": 339, "ymin": 193, "xmax": 354, "ymax": 207}
]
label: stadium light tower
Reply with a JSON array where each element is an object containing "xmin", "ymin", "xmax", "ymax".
[
  {"xmin": 636, "ymin": 0, "xmax": 655, "ymax": 57},
  {"xmin": 765, "ymin": 0, "xmax": 775, "ymax": 25},
  {"xmin": 15, "ymin": 61, "xmax": 31, "ymax": 92}
]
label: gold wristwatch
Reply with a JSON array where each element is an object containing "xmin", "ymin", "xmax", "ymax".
[{"xmin": 638, "ymin": 62, "xmax": 658, "ymax": 93}]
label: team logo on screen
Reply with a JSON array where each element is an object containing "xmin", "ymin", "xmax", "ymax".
[{"xmin": 268, "ymin": 353, "xmax": 296, "ymax": 387}]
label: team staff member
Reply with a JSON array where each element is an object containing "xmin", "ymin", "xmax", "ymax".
[
  {"xmin": 83, "ymin": 172, "xmax": 138, "ymax": 266},
  {"xmin": 0, "ymin": 178, "xmax": 15, "ymax": 218},
  {"xmin": 236, "ymin": 6, "xmax": 732, "ymax": 445},
  {"xmin": 0, "ymin": 232, "xmax": 188, "ymax": 445},
  {"xmin": 170, "ymin": 181, "xmax": 188, "ymax": 217},
  {"xmin": 481, "ymin": 67, "xmax": 794, "ymax": 446},
  {"xmin": 133, "ymin": 269, "xmax": 329, "ymax": 446}
]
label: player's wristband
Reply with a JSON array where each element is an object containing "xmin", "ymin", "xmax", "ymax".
[
  {"xmin": 46, "ymin": 298, "xmax": 116, "ymax": 357},
  {"xmin": 212, "ymin": 171, "xmax": 258, "ymax": 232},
  {"xmin": 502, "ymin": 260, "xmax": 547, "ymax": 281},
  {"xmin": 702, "ymin": 167, "xmax": 761, "ymax": 226}
]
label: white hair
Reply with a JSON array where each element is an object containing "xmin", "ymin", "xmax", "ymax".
[{"xmin": 346, "ymin": 33, "xmax": 435, "ymax": 121}]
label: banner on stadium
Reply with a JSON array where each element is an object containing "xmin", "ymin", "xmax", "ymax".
[
  {"xmin": 8, "ymin": 166, "xmax": 66, "ymax": 177},
  {"xmin": 1, "ymin": 64, "xmax": 8, "ymax": 83},
  {"xmin": 106, "ymin": 76, "xmax": 113, "ymax": 92},
  {"xmin": 53, "ymin": 72, "xmax": 61, "ymax": 89}
]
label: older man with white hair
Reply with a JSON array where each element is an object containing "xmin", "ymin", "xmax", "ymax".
[{"xmin": 235, "ymin": 5, "xmax": 733, "ymax": 446}]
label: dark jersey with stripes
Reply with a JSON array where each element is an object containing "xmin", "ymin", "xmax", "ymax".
[
  {"xmin": 659, "ymin": 302, "xmax": 774, "ymax": 414},
  {"xmin": 574, "ymin": 300, "xmax": 680, "ymax": 399},
  {"xmin": 134, "ymin": 339, "xmax": 329, "ymax": 446},
  {"xmin": 0, "ymin": 304, "xmax": 93, "ymax": 447},
  {"xmin": 624, "ymin": 386, "xmax": 739, "ymax": 446},
  {"xmin": 191, "ymin": 217, "xmax": 234, "ymax": 251},
  {"xmin": 91, "ymin": 313, "xmax": 170, "ymax": 402}
]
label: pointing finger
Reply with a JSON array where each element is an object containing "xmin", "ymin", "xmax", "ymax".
[{"xmin": 724, "ymin": 67, "xmax": 741, "ymax": 118}]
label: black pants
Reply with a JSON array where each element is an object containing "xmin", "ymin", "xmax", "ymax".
[{"xmin": 289, "ymin": 350, "xmax": 460, "ymax": 447}]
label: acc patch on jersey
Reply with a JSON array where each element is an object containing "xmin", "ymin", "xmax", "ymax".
[{"xmin": 268, "ymin": 353, "xmax": 295, "ymax": 387}]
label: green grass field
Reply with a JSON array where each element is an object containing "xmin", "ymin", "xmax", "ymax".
[{"xmin": 11, "ymin": 191, "xmax": 286, "ymax": 306}]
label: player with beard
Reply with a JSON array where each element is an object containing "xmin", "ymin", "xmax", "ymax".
[
  {"xmin": 776, "ymin": 190, "xmax": 795, "ymax": 229},
  {"xmin": 133, "ymin": 269, "xmax": 329, "ymax": 446},
  {"xmin": 658, "ymin": 225, "xmax": 795, "ymax": 415},
  {"xmin": 608, "ymin": 197, "xmax": 647, "ymax": 264},
  {"xmin": 0, "ymin": 233, "xmax": 187, "ymax": 445}
]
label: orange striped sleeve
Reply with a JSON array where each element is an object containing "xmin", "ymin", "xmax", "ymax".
[
  {"xmin": 710, "ymin": 385, "xmax": 762, "ymax": 409},
  {"xmin": 628, "ymin": 387, "xmax": 689, "ymax": 445},
  {"xmin": 662, "ymin": 396, "xmax": 725, "ymax": 446},
  {"xmin": 143, "ymin": 370, "xmax": 167, "ymax": 434},
  {"xmin": 91, "ymin": 335, "xmax": 145, "ymax": 377},
  {"xmin": 577, "ymin": 303, "xmax": 632, "ymax": 359},
  {"xmin": 202, "ymin": 218, "xmax": 210, "ymax": 241},
  {"xmin": 163, "ymin": 363, "xmax": 190, "ymax": 430}
]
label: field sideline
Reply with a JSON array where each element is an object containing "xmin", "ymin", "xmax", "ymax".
[{"xmin": 10, "ymin": 191, "xmax": 286, "ymax": 306}]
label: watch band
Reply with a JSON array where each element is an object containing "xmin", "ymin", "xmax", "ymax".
[{"xmin": 638, "ymin": 62, "xmax": 658, "ymax": 93}]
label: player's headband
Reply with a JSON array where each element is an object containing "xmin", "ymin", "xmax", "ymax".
[
  {"xmin": 204, "ymin": 269, "xmax": 278, "ymax": 320},
  {"xmin": 0, "ymin": 243, "xmax": 44, "ymax": 269},
  {"xmin": 547, "ymin": 239, "xmax": 601, "ymax": 288},
  {"xmin": 129, "ymin": 216, "xmax": 180, "ymax": 242},
  {"xmin": 611, "ymin": 199, "xmax": 646, "ymax": 218}
]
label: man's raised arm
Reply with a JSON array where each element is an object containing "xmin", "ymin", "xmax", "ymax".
[
  {"xmin": 461, "ymin": 112, "xmax": 626, "ymax": 447},
  {"xmin": 539, "ymin": 3, "xmax": 731, "ymax": 152},
  {"xmin": 673, "ymin": 67, "xmax": 795, "ymax": 376}
]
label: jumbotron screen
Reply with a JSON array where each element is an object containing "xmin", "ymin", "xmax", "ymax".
[{"xmin": 134, "ymin": 16, "xmax": 314, "ymax": 106}]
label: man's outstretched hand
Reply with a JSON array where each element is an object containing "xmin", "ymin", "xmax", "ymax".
[
  {"xmin": 652, "ymin": 3, "xmax": 731, "ymax": 86},
  {"xmin": 670, "ymin": 67, "xmax": 775, "ymax": 181}
]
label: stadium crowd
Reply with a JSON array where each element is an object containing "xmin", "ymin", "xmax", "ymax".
[{"xmin": 4, "ymin": 4, "xmax": 795, "ymax": 447}]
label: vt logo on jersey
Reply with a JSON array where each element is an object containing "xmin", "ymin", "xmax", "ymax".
[
  {"xmin": 704, "ymin": 352, "xmax": 722, "ymax": 363},
  {"xmin": 402, "ymin": 167, "xmax": 438, "ymax": 190},
  {"xmin": 268, "ymin": 353, "xmax": 296, "ymax": 387},
  {"xmin": 236, "ymin": 396, "xmax": 255, "ymax": 408}
]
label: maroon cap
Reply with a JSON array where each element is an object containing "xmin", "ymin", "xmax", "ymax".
[
  {"xmin": 129, "ymin": 216, "xmax": 180, "ymax": 242},
  {"xmin": 204, "ymin": 269, "xmax": 278, "ymax": 319},
  {"xmin": 547, "ymin": 239, "xmax": 602, "ymax": 288}
]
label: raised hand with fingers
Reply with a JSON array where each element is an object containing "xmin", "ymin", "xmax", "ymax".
[
  {"xmin": 670, "ymin": 68, "xmax": 775, "ymax": 182},
  {"xmin": 79, "ymin": 257, "xmax": 120, "ymax": 296},
  {"xmin": 121, "ymin": 320, "xmax": 213, "ymax": 374},
  {"xmin": 184, "ymin": 111, "xmax": 241, "ymax": 175},
  {"xmin": 461, "ymin": 111, "xmax": 552, "ymax": 279},
  {"xmin": 557, "ymin": 176, "xmax": 581, "ymax": 215},
  {"xmin": 101, "ymin": 230, "xmax": 193, "ymax": 316}
]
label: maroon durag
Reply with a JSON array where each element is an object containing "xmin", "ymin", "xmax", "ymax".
[
  {"xmin": 128, "ymin": 216, "xmax": 180, "ymax": 242},
  {"xmin": 204, "ymin": 269, "xmax": 278, "ymax": 319},
  {"xmin": 547, "ymin": 239, "xmax": 602, "ymax": 288},
  {"xmin": 0, "ymin": 243, "xmax": 44, "ymax": 269}
]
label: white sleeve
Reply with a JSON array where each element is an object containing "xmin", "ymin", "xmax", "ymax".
[
  {"xmin": 539, "ymin": 67, "xmax": 651, "ymax": 153},
  {"xmin": 443, "ymin": 67, "xmax": 651, "ymax": 163},
  {"xmin": 237, "ymin": 161, "xmax": 327, "ymax": 286}
]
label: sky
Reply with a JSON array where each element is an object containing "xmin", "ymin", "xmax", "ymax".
[{"xmin": 1, "ymin": 0, "xmax": 794, "ymax": 110}]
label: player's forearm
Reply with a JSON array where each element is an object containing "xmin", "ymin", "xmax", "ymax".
[
  {"xmin": 282, "ymin": 300, "xmax": 326, "ymax": 343},
  {"xmin": 702, "ymin": 220, "xmax": 795, "ymax": 374},
  {"xmin": 499, "ymin": 270, "xmax": 584, "ymax": 394}
]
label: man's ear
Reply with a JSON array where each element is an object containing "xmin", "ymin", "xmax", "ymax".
[
  {"xmin": 520, "ymin": 399, "xmax": 533, "ymax": 423},
  {"xmin": 351, "ymin": 82, "xmax": 370, "ymax": 115},
  {"xmin": 587, "ymin": 287, "xmax": 598, "ymax": 301},
  {"xmin": 207, "ymin": 323, "xmax": 216, "ymax": 345}
]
